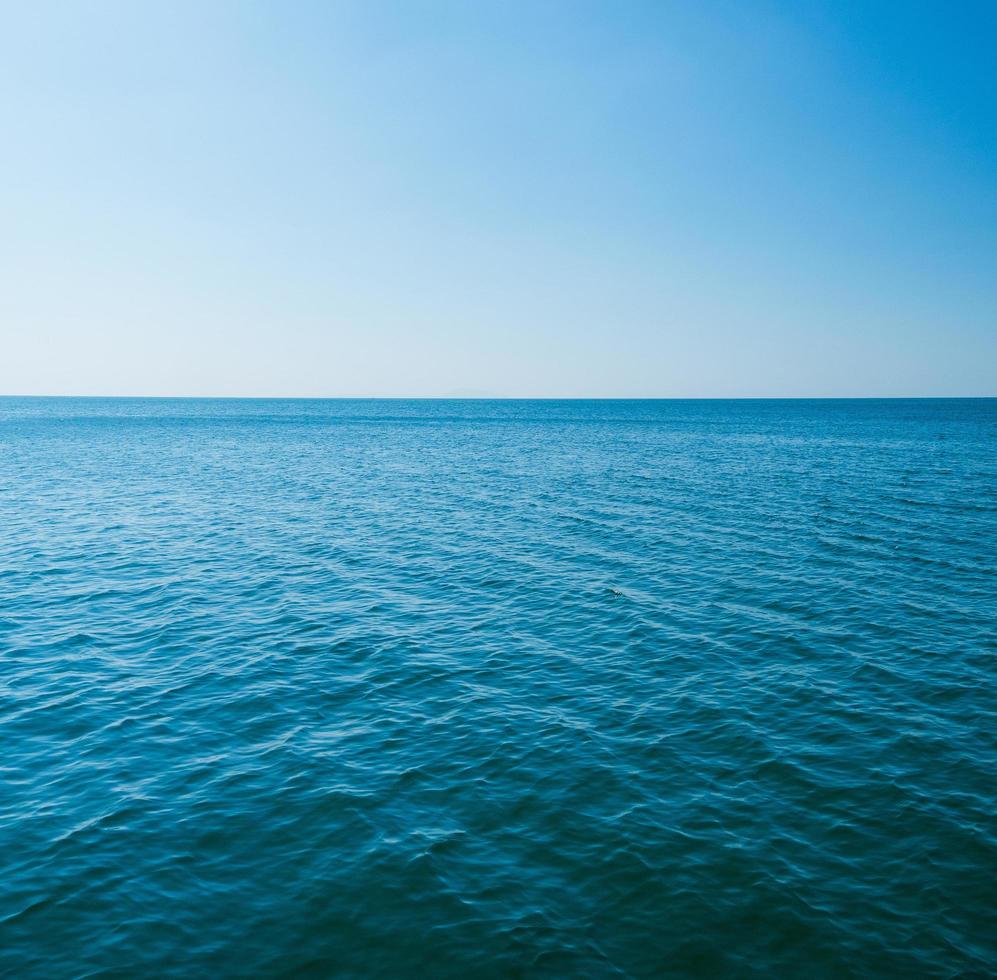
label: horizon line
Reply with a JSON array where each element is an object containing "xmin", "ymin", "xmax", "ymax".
[{"xmin": 2, "ymin": 394, "xmax": 995, "ymax": 401}]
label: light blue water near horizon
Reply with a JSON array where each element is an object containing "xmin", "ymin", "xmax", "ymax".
[{"xmin": 1, "ymin": 397, "xmax": 995, "ymax": 978}]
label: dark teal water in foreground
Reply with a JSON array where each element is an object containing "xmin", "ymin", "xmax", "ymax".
[{"xmin": 1, "ymin": 398, "xmax": 995, "ymax": 978}]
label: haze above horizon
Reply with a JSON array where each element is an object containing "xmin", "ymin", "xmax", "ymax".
[{"xmin": 2, "ymin": 1, "xmax": 995, "ymax": 398}]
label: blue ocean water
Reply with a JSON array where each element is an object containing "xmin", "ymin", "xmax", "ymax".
[{"xmin": 1, "ymin": 397, "xmax": 994, "ymax": 978}]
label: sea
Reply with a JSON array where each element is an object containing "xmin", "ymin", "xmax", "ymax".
[{"xmin": 1, "ymin": 397, "xmax": 994, "ymax": 978}]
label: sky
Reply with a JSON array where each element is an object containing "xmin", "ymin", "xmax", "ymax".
[{"xmin": 1, "ymin": 1, "xmax": 995, "ymax": 397}]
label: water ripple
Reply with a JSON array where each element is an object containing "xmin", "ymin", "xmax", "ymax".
[{"xmin": 1, "ymin": 398, "xmax": 994, "ymax": 977}]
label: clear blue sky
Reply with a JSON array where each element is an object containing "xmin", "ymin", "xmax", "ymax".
[{"xmin": 2, "ymin": 1, "xmax": 994, "ymax": 396}]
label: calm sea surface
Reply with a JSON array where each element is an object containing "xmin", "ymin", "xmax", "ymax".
[{"xmin": 1, "ymin": 398, "xmax": 994, "ymax": 978}]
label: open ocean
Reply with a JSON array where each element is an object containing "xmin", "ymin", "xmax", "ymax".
[{"xmin": 1, "ymin": 397, "xmax": 994, "ymax": 978}]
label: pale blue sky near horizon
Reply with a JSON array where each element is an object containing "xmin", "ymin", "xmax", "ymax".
[{"xmin": 1, "ymin": 1, "xmax": 995, "ymax": 397}]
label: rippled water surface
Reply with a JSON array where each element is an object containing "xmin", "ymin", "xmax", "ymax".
[{"xmin": 2, "ymin": 398, "xmax": 995, "ymax": 978}]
